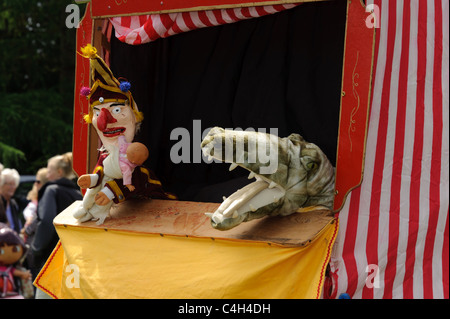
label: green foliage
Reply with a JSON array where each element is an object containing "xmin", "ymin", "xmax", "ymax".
[
  {"xmin": 0, "ymin": 90, "xmax": 74, "ymax": 173},
  {"xmin": 0, "ymin": 142, "xmax": 26, "ymax": 168},
  {"xmin": 0, "ymin": 0, "xmax": 85, "ymax": 175}
]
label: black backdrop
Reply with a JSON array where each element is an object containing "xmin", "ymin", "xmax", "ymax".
[{"xmin": 110, "ymin": 0, "xmax": 347, "ymax": 202}]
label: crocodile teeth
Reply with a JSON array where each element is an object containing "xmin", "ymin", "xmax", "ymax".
[
  {"xmin": 212, "ymin": 214, "xmax": 224, "ymax": 224},
  {"xmin": 229, "ymin": 163, "xmax": 238, "ymax": 171},
  {"xmin": 202, "ymin": 147, "xmax": 211, "ymax": 157},
  {"xmin": 249, "ymin": 204, "xmax": 257, "ymax": 212},
  {"xmin": 222, "ymin": 181, "xmax": 268, "ymax": 217},
  {"xmin": 268, "ymin": 181, "xmax": 277, "ymax": 189},
  {"xmin": 248, "ymin": 171, "xmax": 256, "ymax": 179}
]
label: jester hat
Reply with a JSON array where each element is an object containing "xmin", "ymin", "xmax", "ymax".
[{"xmin": 79, "ymin": 44, "xmax": 143, "ymax": 124}]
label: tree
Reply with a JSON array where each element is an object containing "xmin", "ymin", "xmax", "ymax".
[{"xmin": 0, "ymin": 0, "xmax": 85, "ymax": 174}]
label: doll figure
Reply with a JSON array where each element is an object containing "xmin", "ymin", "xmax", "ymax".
[
  {"xmin": 0, "ymin": 223, "xmax": 32, "ymax": 299},
  {"xmin": 94, "ymin": 137, "xmax": 149, "ymax": 205},
  {"xmin": 73, "ymin": 44, "xmax": 175, "ymax": 225},
  {"xmin": 119, "ymin": 139, "xmax": 149, "ymax": 192}
]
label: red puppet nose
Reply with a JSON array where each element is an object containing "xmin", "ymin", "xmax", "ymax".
[{"xmin": 97, "ymin": 108, "xmax": 117, "ymax": 132}]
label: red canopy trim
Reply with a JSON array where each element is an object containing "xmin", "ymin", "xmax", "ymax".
[{"xmin": 110, "ymin": 3, "xmax": 300, "ymax": 45}]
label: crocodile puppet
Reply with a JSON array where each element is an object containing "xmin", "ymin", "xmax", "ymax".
[{"xmin": 201, "ymin": 127, "xmax": 335, "ymax": 230}]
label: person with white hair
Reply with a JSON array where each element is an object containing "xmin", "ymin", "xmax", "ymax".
[{"xmin": 0, "ymin": 168, "xmax": 23, "ymax": 233}]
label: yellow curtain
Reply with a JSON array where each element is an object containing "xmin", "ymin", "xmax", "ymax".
[{"xmin": 34, "ymin": 218, "xmax": 338, "ymax": 299}]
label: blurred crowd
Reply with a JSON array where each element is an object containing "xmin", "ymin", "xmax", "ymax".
[{"xmin": 0, "ymin": 152, "xmax": 82, "ymax": 299}]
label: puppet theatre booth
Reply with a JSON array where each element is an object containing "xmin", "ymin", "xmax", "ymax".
[{"xmin": 34, "ymin": 0, "xmax": 448, "ymax": 299}]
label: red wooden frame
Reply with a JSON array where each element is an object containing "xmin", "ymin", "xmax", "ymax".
[
  {"xmin": 72, "ymin": 5, "xmax": 93, "ymax": 178},
  {"xmin": 91, "ymin": 0, "xmax": 313, "ymax": 18},
  {"xmin": 334, "ymin": 0, "xmax": 375, "ymax": 211},
  {"xmin": 72, "ymin": 0, "xmax": 375, "ymax": 212}
]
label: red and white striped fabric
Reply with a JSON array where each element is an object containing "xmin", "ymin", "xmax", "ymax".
[
  {"xmin": 330, "ymin": 0, "xmax": 449, "ymax": 299},
  {"xmin": 109, "ymin": 3, "xmax": 299, "ymax": 45}
]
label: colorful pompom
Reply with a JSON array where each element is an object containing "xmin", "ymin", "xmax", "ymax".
[
  {"xmin": 119, "ymin": 81, "xmax": 131, "ymax": 92},
  {"xmin": 80, "ymin": 86, "xmax": 91, "ymax": 96}
]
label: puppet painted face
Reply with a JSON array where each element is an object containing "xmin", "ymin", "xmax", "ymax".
[
  {"xmin": 92, "ymin": 101, "xmax": 137, "ymax": 148},
  {"xmin": 0, "ymin": 243, "xmax": 23, "ymax": 266},
  {"xmin": 0, "ymin": 226, "xmax": 25, "ymax": 266}
]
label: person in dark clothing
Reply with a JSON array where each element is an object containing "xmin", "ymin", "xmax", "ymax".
[
  {"xmin": 0, "ymin": 196, "xmax": 4, "ymax": 227},
  {"xmin": 21, "ymin": 168, "xmax": 48, "ymax": 282},
  {"xmin": 31, "ymin": 152, "xmax": 82, "ymax": 299}
]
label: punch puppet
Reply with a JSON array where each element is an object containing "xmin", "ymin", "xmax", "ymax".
[{"xmin": 73, "ymin": 45, "xmax": 175, "ymax": 224}]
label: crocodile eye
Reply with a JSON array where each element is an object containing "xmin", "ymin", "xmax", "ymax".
[
  {"xmin": 302, "ymin": 159, "xmax": 319, "ymax": 172},
  {"xmin": 306, "ymin": 162, "xmax": 318, "ymax": 171}
]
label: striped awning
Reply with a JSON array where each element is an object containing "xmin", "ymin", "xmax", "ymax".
[{"xmin": 110, "ymin": 3, "xmax": 300, "ymax": 45}]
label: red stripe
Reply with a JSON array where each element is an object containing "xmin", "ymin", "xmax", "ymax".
[
  {"xmin": 255, "ymin": 6, "xmax": 268, "ymax": 17},
  {"xmin": 404, "ymin": 0, "xmax": 427, "ymax": 298},
  {"xmin": 133, "ymin": 32, "xmax": 142, "ymax": 45},
  {"xmin": 241, "ymin": 7, "xmax": 252, "ymax": 18},
  {"xmin": 138, "ymin": 15, "xmax": 147, "ymax": 27},
  {"xmin": 423, "ymin": 0, "xmax": 443, "ymax": 299},
  {"xmin": 272, "ymin": 4, "xmax": 287, "ymax": 12},
  {"xmin": 182, "ymin": 12, "xmax": 197, "ymax": 30},
  {"xmin": 143, "ymin": 16, "xmax": 160, "ymax": 42},
  {"xmin": 226, "ymin": 8, "xmax": 239, "ymax": 22},
  {"xmin": 213, "ymin": 10, "xmax": 226, "ymax": 25},
  {"xmin": 160, "ymin": 13, "xmax": 174, "ymax": 30},
  {"xmin": 169, "ymin": 19, "xmax": 183, "ymax": 36},
  {"xmin": 383, "ymin": 1, "xmax": 411, "ymax": 299},
  {"xmin": 342, "ymin": 186, "xmax": 362, "ymax": 297},
  {"xmin": 371, "ymin": 0, "xmax": 381, "ymax": 101},
  {"xmin": 121, "ymin": 16, "xmax": 131, "ymax": 28},
  {"xmin": 363, "ymin": 0, "xmax": 397, "ymax": 299},
  {"xmin": 443, "ymin": 210, "xmax": 449, "ymax": 299},
  {"xmin": 198, "ymin": 10, "xmax": 214, "ymax": 27}
]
